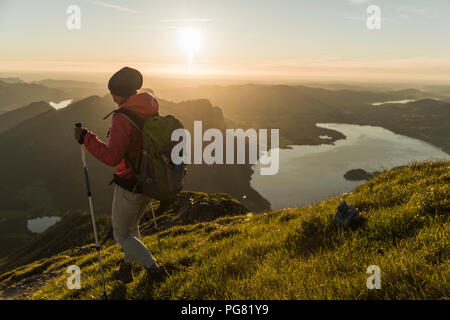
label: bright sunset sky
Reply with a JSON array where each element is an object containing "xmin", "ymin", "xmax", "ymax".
[{"xmin": 1, "ymin": 0, "xmax": 449, "ymax": 82}]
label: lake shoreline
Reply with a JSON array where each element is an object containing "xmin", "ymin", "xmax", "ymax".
[{"xmin": 251, "ymin": 123, "xmax": 450, "ymax": 210}]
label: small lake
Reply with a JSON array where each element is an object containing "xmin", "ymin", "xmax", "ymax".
[
  {"xmin": 49, "ymin": 99, "xmax": 72, "ymax": 110},
  {"xmin": 251, "ymin": 123, "xmax": 449, "ymax": 209},
  {"xmin": 27, "ymin": 216, "xmax": 60, "ymax": 233},
  {"xmin": 371, "ymin": 99, "xmax": 417, "ymax": 106}
]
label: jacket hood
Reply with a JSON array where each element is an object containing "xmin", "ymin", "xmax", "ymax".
[{"xmin": 119, "ymin": 92, "xmax": 159, "ymax": 118}]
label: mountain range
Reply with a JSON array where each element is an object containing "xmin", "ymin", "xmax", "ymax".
[
  {"xmin": 157, "ymin": 84, "xmax": 449, "ymax": 153},
  {"xmin": 0, "ymin": 101, "xmax": 53, "ymax": 133},
  {"xmin": 0, "ymin": 93, "xmax": 270, "ymax": 257},
  {"xmin": 0, "ymin": 81, "xmax": 448, "ymax": 259},
  {"xmin": 32, "ymin": 79, "xmax": 108, "ymax": 99},
  {"xmin": 0, "ymin": 80, "xmax": 68, "ymax": 113}
]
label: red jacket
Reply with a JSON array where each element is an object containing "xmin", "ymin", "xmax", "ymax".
[{"xmin": 84, "ymin": 92, "xmax": 159, "ymax": 178}]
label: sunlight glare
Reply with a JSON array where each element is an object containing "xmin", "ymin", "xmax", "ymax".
[{"xmin": 178, "ymin": 27, "xmax": 203, "ymax": 70}]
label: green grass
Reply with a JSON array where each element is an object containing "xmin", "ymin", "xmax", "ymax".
[{"xmin": 1, "ymin": 161, "xmax": 449, "ymax": 300}]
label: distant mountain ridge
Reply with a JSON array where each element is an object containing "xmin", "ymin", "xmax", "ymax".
[
  {"xmin": 32, "ymin": 79, "xmax": 107, "ymax": 98},
  {"xmin": 0, "ymin": 101, "xmax": 53, "ymax": 133},
  {"xmin": 0, "ymin": 80, "xmax": 68, "ymax": 112},
  {"xmin": 0, "ymin": 77, "xmax": 25, "ymax": 84},
  {"xmin": 352, "ymin": 98, "xmax": 450, "ymax": 154},
  {"xmin": 156, "ymin": 84, "xmax": 448, "ymax": 153}
]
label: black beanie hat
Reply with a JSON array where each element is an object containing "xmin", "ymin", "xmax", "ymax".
[{"xmin": 108, "ymin": 67, "xmax": 143, "ymax": 97}]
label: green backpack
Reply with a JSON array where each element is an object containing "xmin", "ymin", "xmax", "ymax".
[{"xmin": 114, "ymin": 108, "xmax": 186, "ymax": 201}]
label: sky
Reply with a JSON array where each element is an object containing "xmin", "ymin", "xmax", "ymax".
[{"xmin": 1, "ymin": 0, "xmax": 450, "ymax": 83}]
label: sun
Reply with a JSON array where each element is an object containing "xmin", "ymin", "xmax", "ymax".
[{"xmin": 178, "ymin": 27, "xmax": 203, "ymax": 68}]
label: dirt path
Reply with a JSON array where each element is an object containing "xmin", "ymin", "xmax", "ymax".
[{"xmin": 0, "ymin": 271, "xmax": 57, "ymax": 300}]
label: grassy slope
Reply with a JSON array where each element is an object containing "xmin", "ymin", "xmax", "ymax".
[{"xmin": 1, "ymin": 161, "xmax": 449, "ymax": 300}]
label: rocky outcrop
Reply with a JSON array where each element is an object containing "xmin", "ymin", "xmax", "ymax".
[
  {"xmin": 140, "ymin": 191, "xmax": 249, "ymax": 235},
  {"xmin": 344, "ymin": 169, "xmax": 375, "ymax": 181}
]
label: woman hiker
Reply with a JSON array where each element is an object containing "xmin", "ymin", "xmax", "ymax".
[{"xmin": 74, "ymin": 67, "xmax": 169, "ymax": 284}]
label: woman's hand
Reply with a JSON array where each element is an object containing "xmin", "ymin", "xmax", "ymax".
[{"xmin": 74, "ymin": 126, "xmax": 88, "ymax": 144}]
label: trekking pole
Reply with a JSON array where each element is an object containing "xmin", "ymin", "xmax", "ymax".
[
  {"xmin": 150, "ymin": 199, "xmax": 162, "ymax": 252},
  {"xmin": 75, "ymin": 123, "xmax": 107, "ymax": 300}
]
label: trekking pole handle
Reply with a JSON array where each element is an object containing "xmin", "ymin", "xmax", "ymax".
[{"xmin": 75, "ymin": 123, "xmax": 82, "ymax": 128}]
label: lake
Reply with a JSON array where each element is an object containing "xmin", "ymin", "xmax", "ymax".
[
  {"xmin": 251, "ymin": 123, "xmax": 449, "ymax": 209},
  {"xmin": 27, "ymin": 216, "xmax": 60, "ymax": 233},
  {"xmin": 371, "ymin": 99, "xmax": 417, "ymax": 106},
  {"xmin": 49, "ymin": 99, "xmax": 72, "ymax": 110}
]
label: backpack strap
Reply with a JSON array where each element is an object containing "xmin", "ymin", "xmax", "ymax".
[
  {"xmin": 103, "ymin": 108, "xmax": 160, "ymax": 128},
  {"xmin": 104, "ymin": 108, "xmax": 145, "ymax": 179},
  {"xmin": 112, "ymin": 108, "xmax": 161, "ymax": 180},
  {"xmin": 113, "ymin": 108, "xmax": 145, "ymax": 132},
  {"xmin": 103, "ymin": 108, "xmax": 161, "ymax": 170}
]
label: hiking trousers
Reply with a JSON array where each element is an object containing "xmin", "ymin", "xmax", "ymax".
[{"xmin": 112, "ymin": 185, "xmax": 156, "ymax": 268}]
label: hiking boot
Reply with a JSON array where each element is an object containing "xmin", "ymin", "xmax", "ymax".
[
  {"xmin": 112, "ymin": 260, "xmax": 134, "ymax": 284},
  {"xmin": 145, "ymin": 263, "xmax": 169, "ymax": 285}
]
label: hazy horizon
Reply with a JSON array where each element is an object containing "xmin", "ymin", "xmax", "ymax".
[{"xmin": 2, "ymin": 71, "xmax": 450, "ymax": 93}]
